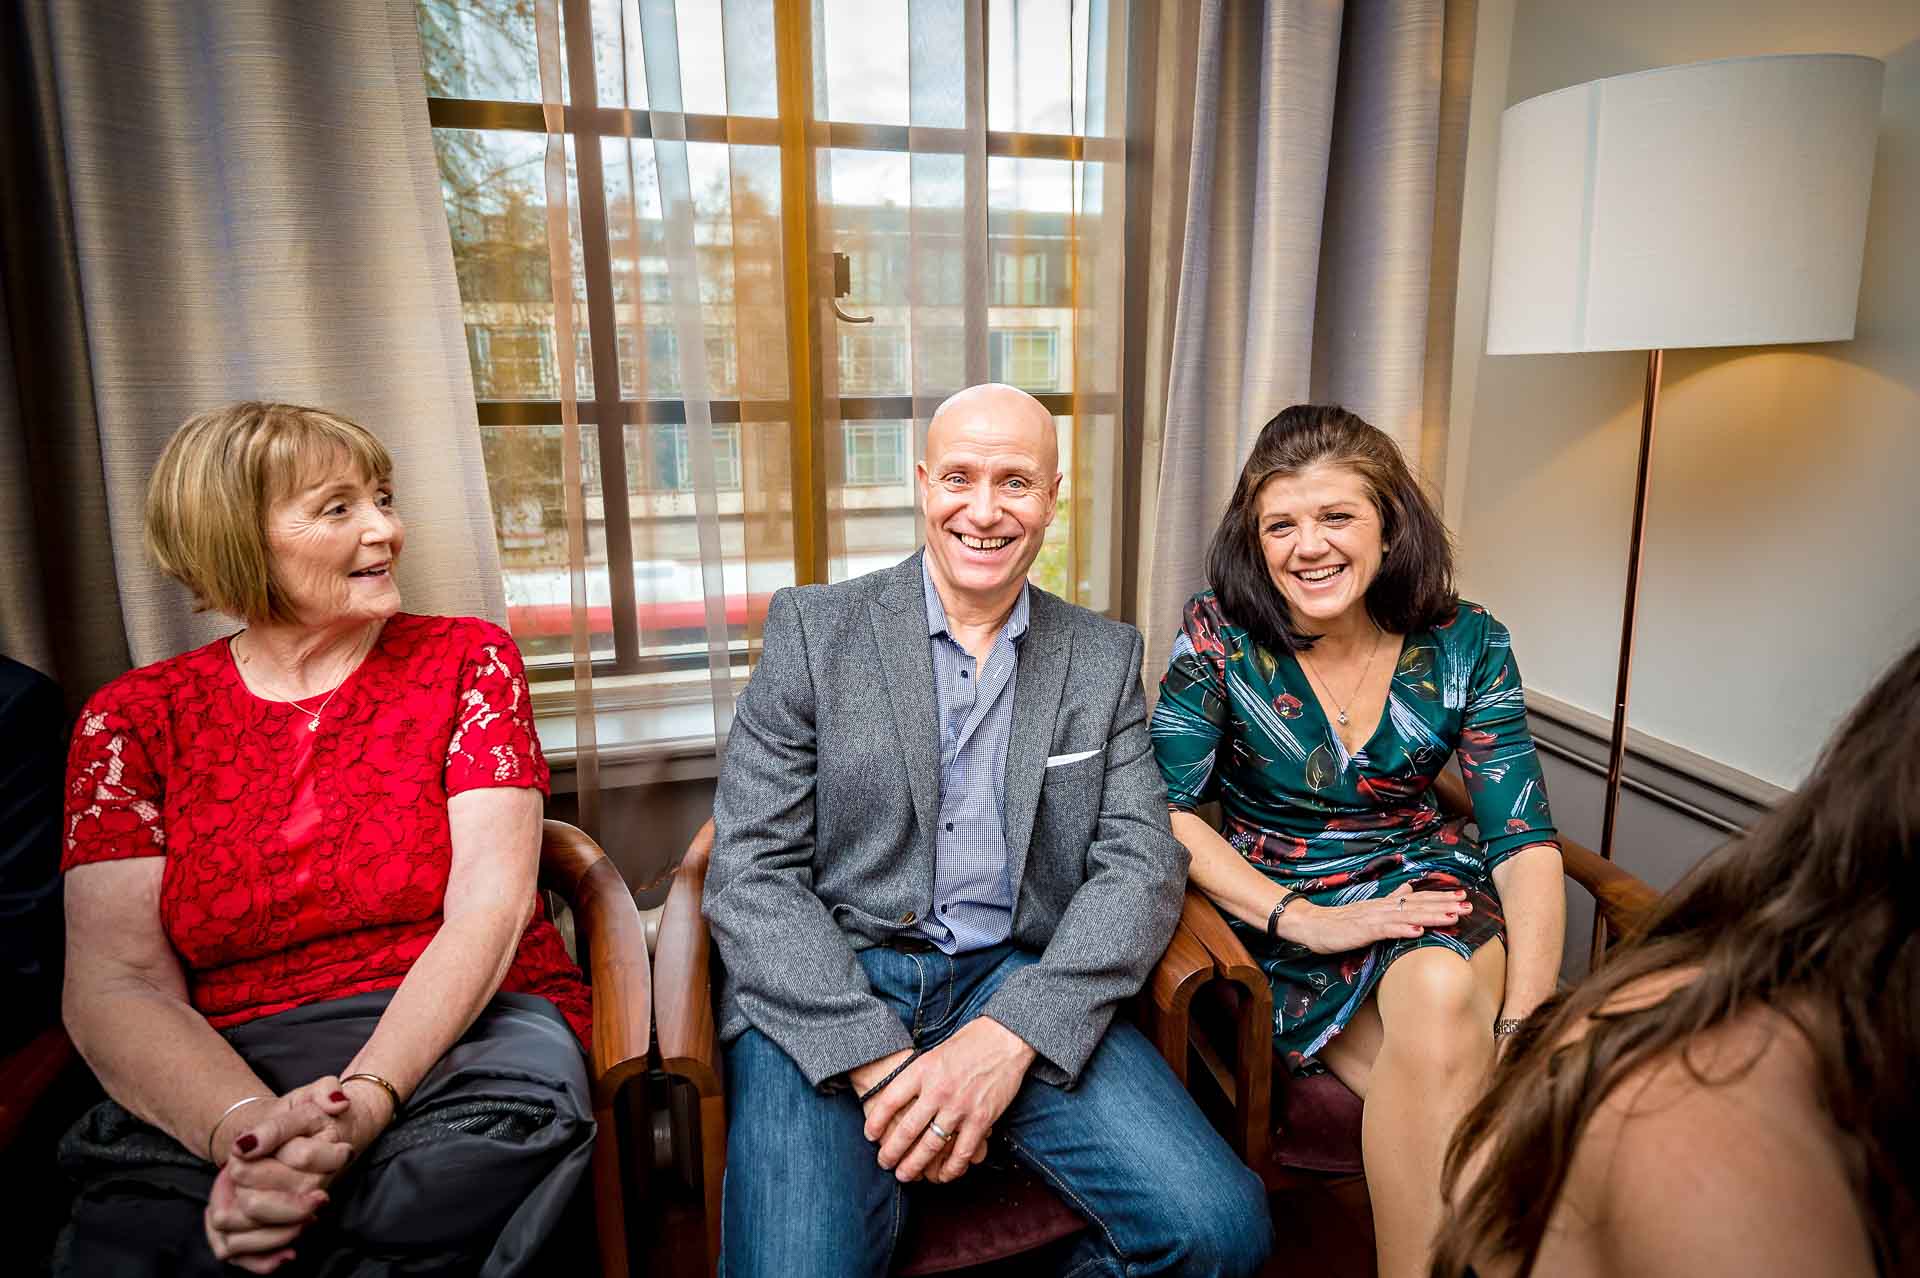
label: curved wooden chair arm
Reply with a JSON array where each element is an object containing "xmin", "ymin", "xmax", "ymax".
[
  {"xmin": 650, "ymin": 819, "xmax": 726, "ymax": 1272},
  {"xmin": 1431, "ymin": 760, "xmax": 1662, "ymax": 937},
  {"xmin": 653, "ymin": 819, "xmax": 720, "ymax": 1098},
  {"xmin": 541, "ymin": 820, "xmax": 652, "ymax": 1103},
  {"xmin": 1431, "ymin": 765, "xmax": 1474, "ymax": 820},
  {"xmin": 1561, "ymin": 840, "xmax": 1662, "ymax": 939},
  {"xmin": 1170, "ymin": 887, "xmax": 1273, "ymax": 1167},
  {"xmin": 1139, "ymin": 920, "xmax": 1212, "ymax": 1082}
]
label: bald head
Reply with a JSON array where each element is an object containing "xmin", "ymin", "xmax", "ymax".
[
  {"xmin": 917, "ymin": 383, "xmax": 1062, "ymax": 624},
  {"xmin": 927, "ymin": 383, "xmax": 1059, "ymax": 476}
]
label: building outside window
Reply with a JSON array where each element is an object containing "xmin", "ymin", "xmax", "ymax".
[
  {"xmin": 989, "ymin": 329, "xmax": 1059, "ymax": 391},
  {"xmin": 843, "ymin": 421, "xmax": 908, "ymax": 486}
]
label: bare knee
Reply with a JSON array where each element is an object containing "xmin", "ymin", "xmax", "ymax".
[{"xmin": 1378, "ymin": 952, "xmax": 1496, "ymax": 1081}]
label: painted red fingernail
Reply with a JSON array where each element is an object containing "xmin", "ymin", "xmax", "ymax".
[
  {"xmin": 236, "ymin": 1134, "xmax": 258, "ymax": 1153},
  {"xmin": 330, "ymin": 1090, "xmax": 347, "ymax": 1103}
]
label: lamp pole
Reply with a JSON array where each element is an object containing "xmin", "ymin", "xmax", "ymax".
[{"xmin": 1593, "ymin": 347, "xmax": 1663, "ymax": 965}]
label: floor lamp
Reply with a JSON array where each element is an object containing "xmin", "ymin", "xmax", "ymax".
[{"xmin": 1482, "ymin": 53, "xmax": 1884, "ymax": 962}]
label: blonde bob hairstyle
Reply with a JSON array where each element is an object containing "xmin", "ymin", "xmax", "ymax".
[{"xmin": 145, "ymin": 402, "xmax": 394, "ymax": 625}]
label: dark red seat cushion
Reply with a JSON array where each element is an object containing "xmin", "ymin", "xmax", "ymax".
[
  {"xmin": 1271, "ymin": 1069, "xmax": 1366, "ymax": 1176},
  {"xmin": 894, "ymin": 1162, "xmax": 1086, "ymax": 1275}
]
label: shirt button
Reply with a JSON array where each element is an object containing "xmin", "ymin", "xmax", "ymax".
[
  {"xmin": 945, "ymin": 821, "xmax": 954, "ymax": 831},
  {"xmin": 960, "ymin": 670, "xmax": 969, "ymax": 678},
  {"xmin": 900, "ymin": 911, "xmax": 916, "ymax": 924}
]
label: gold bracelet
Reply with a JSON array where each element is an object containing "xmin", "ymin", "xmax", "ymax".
[
  {"xmin": 208, "ymin": 1094, "xmax": 272, "ymax": 1163},
  {"xmin": 340, "ymin": 1072, "xmax": 402, "ymax": 1117}
]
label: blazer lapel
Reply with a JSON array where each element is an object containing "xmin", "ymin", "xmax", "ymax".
[
  {"xmin": 869, "ymin": 555, "xmax": 942, "ymax": 849},
  {"xmin": 1002, "ymin": 589, "xmax": 1069, "ymax": 893}
]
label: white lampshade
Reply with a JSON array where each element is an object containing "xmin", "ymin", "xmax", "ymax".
[{"xmin": 1486, "ymin": 53, "xmax": 1883, "ymax": 355}]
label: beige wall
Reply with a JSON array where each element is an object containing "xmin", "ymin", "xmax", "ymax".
[{"xmin": 1448, "ymin": 0, "xmax": 1920, "ymax": 790}]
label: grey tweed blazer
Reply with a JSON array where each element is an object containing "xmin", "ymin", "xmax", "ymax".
[{"xmin": 705, "ymin": 551, "xmax": 1188, "ymax": 1089}]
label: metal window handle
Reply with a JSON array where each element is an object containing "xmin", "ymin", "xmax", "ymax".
[{"xmin": 831, "ymin": 251, "xmax": 873, "ymax": 324}]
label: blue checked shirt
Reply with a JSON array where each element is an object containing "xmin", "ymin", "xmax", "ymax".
[{"xmin": 916, "ymin": 558, "xmax": 1028, "ymax": 954}]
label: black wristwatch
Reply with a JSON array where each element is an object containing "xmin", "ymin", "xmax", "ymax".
[{"xmin": 1266, "ymin": 889, "xmax": 1300, "ymax": 939}]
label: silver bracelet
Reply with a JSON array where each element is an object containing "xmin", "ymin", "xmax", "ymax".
[{"xmin": 208, "ymin": 1094, "xmax": 272, "ymax": 1163}]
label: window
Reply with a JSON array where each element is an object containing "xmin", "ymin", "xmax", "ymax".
[
  {"xmin": 838, "ymin": 327, "xmax": 907, "ymax": 395},
  {"xmin": 650, "ymin": 423, "xmax": 744, "ymax": 493},
  {"xmin": 844, "ymin": 422, "xmax": 907, "ymax": 486},
  {"xmin": 990, "ymin": 329, "xmax": 1060, "ymax": 391},
  {"xmin": 421, "ymin": 0, "xmax": 1125, "ymax": 693}
]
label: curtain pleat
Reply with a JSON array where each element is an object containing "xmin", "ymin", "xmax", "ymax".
[
  {"xmin": 1140, "ymin": 0, "xmax": 1473, "ymax": 692},
  {"xmin": 0, "ymin": 1, "xmax": 130, "ymax": 702},
  {"xmin": 1, "ymin": 0, "xmax": 506, "ymax": 691}
]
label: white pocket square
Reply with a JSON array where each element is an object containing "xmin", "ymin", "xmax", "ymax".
[{"xmin": 1045, "ymin": 748, "xmax": 1103, "ymax": 768}]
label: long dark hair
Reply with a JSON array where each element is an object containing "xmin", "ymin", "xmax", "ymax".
[
  {"xmin": 1433, "ymin": 639, "xmax": 1920, "ymax": 1276},
  {"xmin": 1204, "ymin": 404, "xmax": 1456, "ymax": 652}
]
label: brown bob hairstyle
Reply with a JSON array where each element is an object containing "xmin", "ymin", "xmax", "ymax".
[
  {"xmin": 145, "ymin": 401, "xmax": 393, "ymax": 625},
  {"xmin": 1205, "ymin": 404, "xmax": 1456, "ymax": 651}
]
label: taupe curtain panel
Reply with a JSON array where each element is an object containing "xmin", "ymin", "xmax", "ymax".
[
  {"xmin": 1136, "ymin": 0, "xmax": 1474, "ymax": 689},
  {"xmin": 0, "ymin": 0, "xmax": 503, "ymax": 703}
]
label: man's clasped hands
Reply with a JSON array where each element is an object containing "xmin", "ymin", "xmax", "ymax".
[{"xmin": 846, "ymin": 1015, "xmax": 1036, "ymax": 1185}]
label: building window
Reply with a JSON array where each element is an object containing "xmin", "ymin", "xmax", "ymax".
[
  {"xmin": 989, "ymin": 329, "xmax": 1059, "ymax": 391},
  {"xmin": 844, "ymin": 422, "xmax": 908, "ymax": 486},
  {"xmin": 838, "ymin": 327, "xmax": 907, "ymax": 395},
  {"xmin": 649, "ymin": 423, "xmax": 744, "ymax": 493}
]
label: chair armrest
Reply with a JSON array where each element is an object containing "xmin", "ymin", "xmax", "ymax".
[
  {"xmin": 1138, "ymin": 920, "xmax": 1213, "ymax": 1084},
  {"xmin": 1431, "ymin": 759, "xmax": 1662, "ymax": 938},
  {"xmin": 0, "ymin": 1026, "xmax": 79, "ymax": 1154},
  {"xmin": 541, "ymin": 820, "xmax": 652, "ymax": 1104},
  {"xmin": 1431, "ymin": 765, "xmax": 1472, "ymax": 820},
  {"xmin": 1171, "ymin": 888, "xmax": 1273, "ymax": 1168},
  {"xmin": 1560, "ymin": 838, "xmax": 1661, "ymax": 939},
  {"xmin": 653, "ymin": 819, "xmax": 721, "ymax": 1099}
]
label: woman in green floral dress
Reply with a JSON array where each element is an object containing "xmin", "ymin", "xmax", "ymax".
[{"xmin": 1149, "ymin": 405, "xmax": 1565, "ymax": 1278}]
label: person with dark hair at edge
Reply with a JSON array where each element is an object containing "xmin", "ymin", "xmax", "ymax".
[
  {"xmin": 1432, "ymin": 637, "xmax": 1920, "ymax": 1278},
  {"xmin": 1150, "ymin": 404, "xmax": 1565, "ymax": 1278}
]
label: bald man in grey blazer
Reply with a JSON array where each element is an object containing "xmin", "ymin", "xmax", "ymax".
[{"xmin": 706, "ymin": 385, "xmax": 1270, "ymax": 1278}]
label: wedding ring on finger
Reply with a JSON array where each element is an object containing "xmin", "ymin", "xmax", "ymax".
[{"xmin": 927, "ymin": 1120, "xmax": 955, "ymax": 1144}]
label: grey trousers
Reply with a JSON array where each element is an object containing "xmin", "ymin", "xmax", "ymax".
[{"xmin": 55, "ymin": 990, "xmax": 593, "ymax": 1278}]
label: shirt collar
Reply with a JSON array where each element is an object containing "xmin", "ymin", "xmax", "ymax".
[{"xmin": 921, "ymin": 553, "xmax": 1030, "ymax": 643}]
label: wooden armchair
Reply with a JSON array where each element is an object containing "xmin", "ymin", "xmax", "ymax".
[
  {"xmin": 1170, "ymin": 766, "xmax": 1662, "ymax": 1192},
  {"xmin": 649, "ymin": 820, "xmax": 1220, "ymax": 1276},
  {"xmin": 537, "ymin": 820, "xmax": 656, "ymax": 1278},
  {"xmin": 0, "ymin": 820, "xmax": 651, "ymax": 1278}
]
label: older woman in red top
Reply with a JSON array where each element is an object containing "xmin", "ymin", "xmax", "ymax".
[{"xmin": 58, "ymin": 402, "xmax": 592, "ymax": 1277}]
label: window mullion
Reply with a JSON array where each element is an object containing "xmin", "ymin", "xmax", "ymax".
[{"xmin": 559, "ymin": 0, "xmax": 641, "ymax": 671}]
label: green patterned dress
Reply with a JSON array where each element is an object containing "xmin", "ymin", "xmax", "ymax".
[{"xmin": 1150, "ymin": 592, "xmax": 1557, "ymax": 1073}]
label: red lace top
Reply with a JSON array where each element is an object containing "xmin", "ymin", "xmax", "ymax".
[{"xmin": 62, "ymin": 614, "xmax": 590, "ymax": 1050}]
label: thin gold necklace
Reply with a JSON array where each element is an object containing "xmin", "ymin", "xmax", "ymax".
[
  {"xmin": 1299, "ymin": 626, "xmax": 1385, "ymax": 728},
  {"xmin": 235, "ymin": 626, "xmax": 376, "ymax": 732}
]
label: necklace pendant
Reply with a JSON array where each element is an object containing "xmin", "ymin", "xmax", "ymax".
[
  {"xmin": 307, "ymin": 718, "xmax": 320, "ymax": 732},
  {"xmin": 1337, "ymin": 711, "xmax": 1350, "ymax": 725}
]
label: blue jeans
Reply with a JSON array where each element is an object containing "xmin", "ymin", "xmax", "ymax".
[{"xmin": 721, "ymin": 944, "xmax": 1272, "ymax": 1278}]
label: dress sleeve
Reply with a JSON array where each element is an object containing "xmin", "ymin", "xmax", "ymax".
[
  {"xmin": 1457, "ymin": 610, "xmax": 1557, "ymax": 871},
  {"xmin": 63, "ymin": 685, "xmax": 168, "ymax": 871},
  {"xmin": 1150, "ymin": 594, "xmax": 1232, "ymax": 813},
  {"xmin": 445, "ymin": 622, "xmax": 551, "ymax": 798}
]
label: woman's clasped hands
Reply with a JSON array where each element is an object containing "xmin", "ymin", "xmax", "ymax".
[{"xmin": 203, "ymin": 1074, "xmax": 395, "ymax": 1273}]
